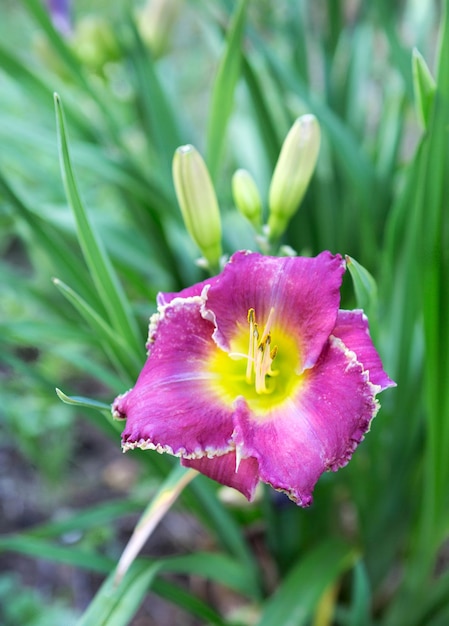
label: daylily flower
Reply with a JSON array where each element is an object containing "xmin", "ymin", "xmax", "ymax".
[{"xmin": 113, "ymin": 251, "xmax": 395, "ymax": 506}]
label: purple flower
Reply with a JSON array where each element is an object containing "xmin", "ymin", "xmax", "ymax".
[
  {"xmin": 47, "ymin": 0, "xmax": 72, "ymax": 36},
  {"xmin": 113, "ymin": 251, "xmax": 395, "ymax": 506}
]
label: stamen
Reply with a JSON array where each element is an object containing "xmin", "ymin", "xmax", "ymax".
[
  {"xmin": 246, "ymin": 308, "xmax": 256, "ymax": 383},
  {"xmin": 260, "ymin": 307, "xmax": 275, "ymax": 343},
  {"xmin": 245, "ymin": 308, "xmax": 278, "ymax": 394}
]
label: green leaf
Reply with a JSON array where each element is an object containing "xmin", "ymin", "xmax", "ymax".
[
  {"xmin": 122, "ymin": 12, "xmax": 182, "ymax": 178},
  {"xmin": 158, "ymin": 552, "xmax": 260, "ymax": 601},
  {"xmin": 0, "ymin": 535, "xmax": 113, "ymax": 574},
  {"xmin": 114, "ymin": 465, "xmax": 197, "ymax": 583},
  {"xmin": 258, "ymin": 43, "xmax": 377, "ymax": 209},
  {"xmin": 77, "ymin": 561, "xmax": 160, "ymax": 626},
  {"xmin": 152, "ymin": 578, "xmax": 224, "ymax": 625},
  {"xmin": 24, "ymin": 0, "xmax": 123, "ymax": 143},
  {"xmin": 54, "ymin": 93, "xmax": 142, "ymax": 360},
  {"xmin": 78, "ymin": 548, "xmax": 257, "ymax": 626},
  {"xmin": 24, "ymin": 0, "xmax": 91, "ymax": 90},
  {"xmin": 28, "ymin": 499, "xmax": 144, "ymax": 540},
  {"xmin": 0, "ymin": 170, "xmax": 100, "ymax": 308},
  {"xmin": 242, "ymin": 57, "xmax": 282, "ymax": 170},
  {"xmin": 412, "ymin": 48, "xmax": 436, "ymax": 130},
  {"xmin": 348, "ymin": 561, "xmax": 372, "ymax": 626},
  {"xmin": 188, "ymin": 477, "xmax": 261, "ymax": 598},
  {"xmin": 346, "ymin": 255, "xmax": 379, "ymax": 332},
  {"xmin": 52, "ymin": 277, "xmax": 141, "ymax": 380},
  {"xmin": 206, "ymin": 0, "xmax": 248, "ymax": 179},
  {"xmin": 55, "ymin": 388, "xmax": 112, "ymax": 413},
  {"xmin": 417, "ymin": 0, "xmax": 449, "ymax": 563},
  {"xmin": 382, "ymin": 2, "xmax": 449, "ymax": 618},
  {"xmin": 257, "ymin": 540, "xmax": 355, "ymax": 626}
]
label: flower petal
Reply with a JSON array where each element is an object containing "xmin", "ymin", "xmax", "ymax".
[
  {"xmin": 333, "ymin": 310, "xmax": 396, "ymax": 390},
  {"xmin": 232, "ymin": 337, "xmax": 380, "ymax": 506},
  {"xmin": 181, "ymin": 453, "xmax": 260, "ymax": 501},
  {"xmin": 203, "ymin": 250, "xmax": 346, "ymax": 372},
  {"xmin": 114, "ymin": 297, "xmax": 234, "ymax": 458},
  {"xmin": 156, "ymin": 276, "xmax": 218, "ymax": 307}
]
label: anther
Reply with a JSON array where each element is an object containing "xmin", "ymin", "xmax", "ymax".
[{"xmin": 246, "ymin": 308, "xmax": 278, "ymax": 394}]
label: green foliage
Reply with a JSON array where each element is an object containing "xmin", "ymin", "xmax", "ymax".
[
  {"xmin": 1, "ymin": 0, "xmax": 449, "ymax": 624},
  {"xmin": 0, "ymin": 574, "xmax": 77, "ymax": 626}
]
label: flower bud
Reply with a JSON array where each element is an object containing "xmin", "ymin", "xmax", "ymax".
[
  {"xmin": 137, "ymin": 0, "xmax": 182, "ymax": 59},
  {"xmin": 267, "ymin": 114, "xmax": 320, "ymax": 241},
  {"xmin": 173, "ymin": 145, "xmax": 222, "ymax": 270},
  {"xmin": 232, "ymin": 169, "xmax": 262, "ymax": 230},
  {"xmin": 71, "ymin": 16, "xmax": 120, "ymax": 72}
]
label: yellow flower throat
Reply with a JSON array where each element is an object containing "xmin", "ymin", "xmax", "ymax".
[{"xmin": 209, "ymin": 307, "xmax": 302, "ymax": 413}]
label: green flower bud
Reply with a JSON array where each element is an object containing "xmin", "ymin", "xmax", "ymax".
[
  {"xmin": 71, "ymin": 16, "xmax": 120, "ymax": 72},
  {"xmin": 173, "ymin": 145, "xmax": 222, "ymax": 270},
  {"xmin": 137, "ymin": 0, "xmax": 182, "ymax": 60},
  {"xmin": 267, "ymin": 114, "xmax": 320, "ymax": 242},
  {"xmin": 232, "ymin": 169, "xmax": 263, "ymax": 230}
]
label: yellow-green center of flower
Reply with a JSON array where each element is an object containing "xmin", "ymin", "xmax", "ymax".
[{"xmin": 209, "ymin": 307, "xmax": 303, "ymax": 414}]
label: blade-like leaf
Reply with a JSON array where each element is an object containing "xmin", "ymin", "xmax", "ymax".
[
  {"xmin": 348, "ymin": 561, "xmax": 372, "ymax": 626},
  {"xmin": 257, "ymin": 540, "xmax": 355, "ymax": 626},
  {"xmin": 77, "ymin": 561, "xmax": 160, "ymax": 626},
  {"xmin": 114, "ymin": 465, "xmax": 197, "ymax": 583},
  {"xmin": 152, "ymin": 578, "xmax": 224, "ymax": 625},
  {"xmin": 54, "ymin": 93, "xmax": 142, "ymax": 359},
  {"xmin": 0, "ymin": 535, "xmax": 113, "ymax": 574},
  {"xmin": 412, "ymin": 47, "xmax": 436, "ymax": 130},
  {"xmin": 28, "ymin": 499, "xmax": 144, "ymax": 540},
  {"xmin": 122, "ymin": 11, "xmax": 182, "ymax": 178},
  {"xmin": 346, "ymin": 255, "xmax": 379, "ymax": 339},
  {"xmin": 206, "ymin": 0, "xmax": 248, "ymax": 179},
  {"xmin": 53, "ymin": 277, "xmax": 141, "ymax": 380},
  {"xmin": 55, "ymin": 388, "xmax": 112, "ymax": 413}
]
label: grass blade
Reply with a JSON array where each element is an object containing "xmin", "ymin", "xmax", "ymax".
[
  {"xmin": 348, "ymin": 561, "xmax": 372, "ymax": 626},
  {"xmin": 114, "ymin": 466, "xmax": 197, "ymax": 584},
  {"xmin": 0, "ymin": 170, "xmax": 100, "ymax": 307},
  {"xmin": 53, "ymin": 277, "xmax": 141, "ymax": 380},
  {"xmin": 55, "ymin": 388, "xmax": 112, "ymax": 413},
  {"xmin": 77, "ymin": 561, "xmax": 160, "ymax": 626},
  {"xmin": 27, "ymin": 499, "xmax": 144, "ymax": 540},
  {"xmin": 206, "ymin": 0, "xmax": 248, "ymax": 179},
  {"xmin": 121, "ymin": 12, "xmax": 182, "ymax": 178},
  {"xmin": 0, "ymin": 535, "xmax": 113, "ymax": 574},
  {"xmin": 346, "ymin": 255, "xmax": 379, "ymax": 340},
  {"xmin": 412, "ymin": 47, "xmax": 436, "ymax": 129},
  {"xmin": 257, "ymin": 540, "xmax": 355, "ymax": 626},
  {"xmin": 54, "ymin": 93, "xmax": 143, "ymax": 359},
  {"xmin": 152, "ymin": 578, "xmax": 224, "ymax": 625}
]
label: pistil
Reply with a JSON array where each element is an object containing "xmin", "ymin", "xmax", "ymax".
[{"xmin": 246, "ymin": 308, "xmax": 278, "ymax": 394}]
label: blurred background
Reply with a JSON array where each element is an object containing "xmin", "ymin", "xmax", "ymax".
[{"xmin": 1, "ymin": 0, "xmax": 448, "ymax": 624}]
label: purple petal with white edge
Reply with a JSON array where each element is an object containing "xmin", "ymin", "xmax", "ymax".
[
  {"xmin": 114, "ymin": 297, "xmax": 235, "ymax": 459},
  {"xmin": 181, "ymin": 453, "xmax": 260, "ymax": 501},
  {"xmin": 232, "ymin": 337, "xmax": 380, "ymax": 506},
  {"xmin": 333, "ymin": 310, "xmax": 396, "ymax": 390},
  {"xmin": 156, "ymin": 275, "xmax": 219, "ymax": 307},
  {"xmin": 203, "ymin": 250, "xmax": 346, "ymax": 372}
]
